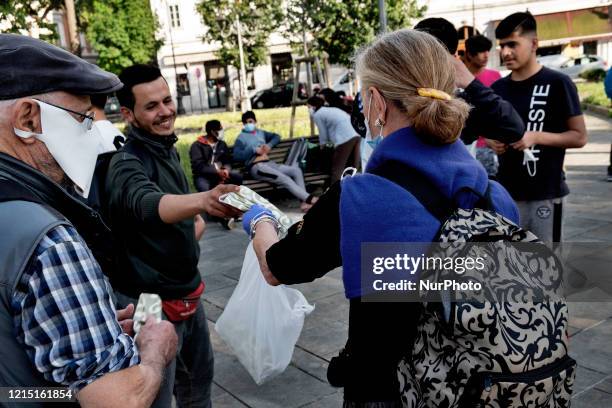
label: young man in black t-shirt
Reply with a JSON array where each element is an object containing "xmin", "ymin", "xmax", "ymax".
[{"xmin": 491, "ymin": 12, "xmax": 587, "ymax": 242}]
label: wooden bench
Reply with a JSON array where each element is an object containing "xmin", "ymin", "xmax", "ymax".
[{"xmin": 230, "ymin": 135, "xmax": 330, "ymax": 195}]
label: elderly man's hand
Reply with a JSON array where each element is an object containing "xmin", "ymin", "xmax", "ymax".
[
  {"xmin": 137, "ymin": 317, "xmax": 178, "ymax": 368},
  {"xmin": 200, "ymin": 184, "xmax": 242, "ymax": 218},
  {"xmin": 117, "ymin": 303, "xmax": 135, "ymax": 337}
]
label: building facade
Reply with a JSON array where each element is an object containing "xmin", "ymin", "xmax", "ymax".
[
  {"xmin": 420, "ymin": 0, "xmax": 612, "ymax": 69},
  {"xmin": 151, "ymin": 0, "xmax": 297, "ymax": 113}
]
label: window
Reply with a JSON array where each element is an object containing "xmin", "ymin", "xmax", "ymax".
[
  {"xmin": 169, "ymin": 4, "xmax": 181, "ymax": 28},
  {"xmin": 177, "ymin": 73, "xmax": 190, "ymax": 96}
]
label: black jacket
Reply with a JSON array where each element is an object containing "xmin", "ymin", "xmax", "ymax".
[
  {"xmin": 106, "ymin": 126, "xmax": 201, "ymax": 299},
  {"xmin": 0, "ymin": 153, "xmax": 115, "ymax": 278},
  {"xmin": 460, "ymin": 78, "xmax": 525, "ymax": 144},
  {"xmin": 189, "ymin": 137, "xmax": 232, "ymax": 179}
]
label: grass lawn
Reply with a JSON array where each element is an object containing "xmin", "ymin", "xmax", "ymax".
[
  {"xmin": 172, "ymin": 106, "xmax": 313, "ymax": 190},
  {"xmin": 576, "ymin": 81, "xmax": 610, "ymax": 109}
]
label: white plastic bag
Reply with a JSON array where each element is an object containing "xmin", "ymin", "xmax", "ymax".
[{"xmin": 215, "ymin": 243, "xmax": 314, "ymax": 384}]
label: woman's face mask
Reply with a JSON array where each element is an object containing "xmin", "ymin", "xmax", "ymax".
[
  {"xmin": 13, "ymin": 99, "xmax": 100, "ymax": 198},
  {"xmin": 360, "ymin": 90, "xmax": 385, "ymax": 166}
]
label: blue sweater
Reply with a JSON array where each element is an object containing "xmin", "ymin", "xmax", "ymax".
[
  {"xmin": 233, "ymin": 128, "xmax": 281, "ymax": 166},
  {"xmin": 339, "ymin": 127, "xmax": 519, "ymax": 299}
]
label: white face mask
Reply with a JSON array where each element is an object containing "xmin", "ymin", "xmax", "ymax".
[
  {"xmin": 13, "ymin": 100, "xmax": 101, "ymax": 198},
  {"xmin": 216, "ymin": 129, "xmax": 225, "ymax": 141},
  {"xmin": 361, "ymin": 91, "xmax": 384, "ymax": 169},
  {"xmin": 93, "ymin": 120, "xmax": 124, "ymax": 154}
]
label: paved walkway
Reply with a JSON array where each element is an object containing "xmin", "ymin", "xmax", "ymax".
[{"xmin": 197, "ymin": 113, "xmax": 612, "ymax": 407}]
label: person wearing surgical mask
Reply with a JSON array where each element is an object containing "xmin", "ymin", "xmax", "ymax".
[
  {"xmin": 189, "ymin": 119, "xmax": 242, "ymax": 229},
  {"xmin": 241, "ymin": 29, "xmax": 519, "ymax": 406},
  {"xmin": 233, "ymin": 110, "xmax": 317, "ymax": 211},
  {"xmin": 0, "ymin": 33, "xmax": 179, "ymax": 406}
]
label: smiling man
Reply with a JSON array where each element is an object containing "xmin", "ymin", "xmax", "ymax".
[
  {"xmin": 106, "ymin": 64, "xmax": 240, "ymax": 407},
  {"xmin": 491, "ymin": 12, "xmax": 587, "ymax": 242}
]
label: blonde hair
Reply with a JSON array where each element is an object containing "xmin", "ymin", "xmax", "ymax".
[{"xmin": 355, "ymin": 29, "xmax": 470, "ymax": 144}]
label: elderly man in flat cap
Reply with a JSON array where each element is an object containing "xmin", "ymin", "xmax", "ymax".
[{"xmin": 0, "ymin": 34, "xmax": 178, "ymax": 406}]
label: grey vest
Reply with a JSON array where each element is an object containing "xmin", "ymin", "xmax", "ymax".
[{"xmin": 0, "ymin": 200, "xmax": 71, "ymax": 406}]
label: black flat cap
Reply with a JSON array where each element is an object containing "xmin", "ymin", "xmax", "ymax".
[{"xmin": 0, "ymin": 34, "xmax": 122, "ymax": 100}]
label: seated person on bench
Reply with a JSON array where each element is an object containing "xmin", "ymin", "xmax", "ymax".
[
  {"xmin": 190, "ymin": 119, "xmax": 242, "ymax": 192},
  {"xmin": 233, "ymin": 111, "xmax": 317, "ymax": 211}
]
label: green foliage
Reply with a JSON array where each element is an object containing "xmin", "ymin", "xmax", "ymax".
[
  {"xmin": 80, "ymin": 0, "xmax": 163, "ymax": 74},
  {"xmin": 579, "ymin": 68, "xmax": 606, "ymax": 82},
  {"xmin": 576, "ymin": 81, "xmax": 610, "ymax": 108},
  {"xmin": 285, "ymin": 0, "xmax": 426, "ymax": 66},
  {"xmin": 197, "ymin": 0, "xmax": 284, "ymax": 69},
  {"xmin": 0, "ymin": 0, "xmax": 62, "ymax": 42}
]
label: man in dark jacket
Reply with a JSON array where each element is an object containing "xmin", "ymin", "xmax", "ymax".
[
  {"xmin": 414, "ymin": 18, "xmax": 525, "ymax": 145},
  {"xmin": 190, "ymin": 119, "xmax": 242, "ymax": 229},
  {"xmin": 189, "ymin": 119, "xmax": 242, "ymax": 192},
  {"xmin": 106, "ymin": 64, "xmax": 240, "ymax": 407}
]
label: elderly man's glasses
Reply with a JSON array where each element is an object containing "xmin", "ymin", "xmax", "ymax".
[{"xmin": 33, "ymin": 99, "xmax": 96, "ymax": 130}]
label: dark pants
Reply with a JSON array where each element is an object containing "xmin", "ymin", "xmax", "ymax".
[
  {"xmin": 194, "ymin": 172, "xmax": 243, "ymax": 193},
  {"xmin": 340, "ymin": 299, "xmax": 418, "ymax": 406},
  {"xmin": 116, "ymin": 292, "xmax": 214, "ymax": 408},
  {"xmin": 331, "ymin": 137, "xmax": 361, "ymax": 184}
]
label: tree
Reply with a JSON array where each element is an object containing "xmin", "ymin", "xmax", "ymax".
[
  {"xmin": 285, "ymin": 0, "xmax": 426, "ymax": 66},
  {"xmin": 0, "ymin": 0, "xmax": 62, "ymax": 41},
  {"xmin": 80, "ymin": 0, "xmax": 163, "ymax": 74},
  {"xmin": 196, "ymin": 0, "xmax": 283, "ymax": 69}
]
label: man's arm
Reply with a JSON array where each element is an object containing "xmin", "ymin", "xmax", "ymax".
[
  {"xmin": 157, "ymin": 184, "xmax": 240, "ymax": 224},
  {"xmin": 510, "ymin": 115, "xmax": 587, "ymax": 150},
  {"xmin": 451, "ymin": 57, "xmax": 524, "ymax": 144},
  {"xmin": 13, "ymin": 226, "xmax": 178, "ymax": 408},
  {"xmin": 232, "ymin": 136, "xmax": 253, "ymax": 163},
  {"xmin": 78, "ymin": 317, "xmax": 177, "ymax": 408},
  {"xmin": 108, "ymin": 152, "xmax": 240, "ymax": 225},
  {"xmin": 263, "ymin": 130, "xmax": 281, "ymax": 148},
  {"xmin": 194, "ymin": 214, "xmax": 205, "ymax": 240}
]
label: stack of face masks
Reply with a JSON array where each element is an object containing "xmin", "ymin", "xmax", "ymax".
[{"xmin": 219, "ymin": 186, "xmax": 293, "ymax": 233}]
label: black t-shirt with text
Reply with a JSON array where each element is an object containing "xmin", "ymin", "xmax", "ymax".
[{"xmin": 491, "ymin": 66, "xmax": 582, "ymax": 201}]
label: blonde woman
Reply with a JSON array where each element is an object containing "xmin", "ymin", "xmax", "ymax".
[{"xmin": 242, "ymin": 29, "xmax": 519, "ymax": 406}]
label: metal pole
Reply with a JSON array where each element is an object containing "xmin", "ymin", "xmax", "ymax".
[
  {"xmin": 165, "ymin": 2, "xmax": 185, "ymax": 114},
  {"xmin": 378, "ymin": 0, "xmax": 387, "ymax": 34},
  {"xmin": 236, "ymin": 15, "xmax": 251, "ymax": 112}
]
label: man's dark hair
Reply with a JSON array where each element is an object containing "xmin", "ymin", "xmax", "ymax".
[
  {"xmin": 465, "ymin": 35, "xmax": 493, "ymax": 56},
  {"xmin": 90, "ymin": 93, "xmax": 109, "ymax": 110},
  {"xmin": 117, "ymin": 64, "xmax": 163, "ymax": 110},
  {"xmin": 495, "ymin": 12, "xmax": 537, "ymax": 39},
  {"xmin": 307, "ymin": 96, "xmax": 324, "ymax": 109},
  {"xmin": 414, "ymin": 18, "xmax": 458, "ymax": 54},
  {"xmin": 205, "ymin": 119, "xmax": 221, "ymax": 135},
  {"xmin": 241, "ymin": 110, "xmax": 256, "ymax": 124}
]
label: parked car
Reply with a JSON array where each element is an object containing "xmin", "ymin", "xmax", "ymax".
[
  {"xmin": 250, "ymin": 82, "xmax": 308, "ymax": 109},
  {"xmin": 539, "ymin": 54, "xmax": 606, "ymax": 78},
  {"xmin": 332, "ymin": 70, "xmax": 353, "ymax": 96}
]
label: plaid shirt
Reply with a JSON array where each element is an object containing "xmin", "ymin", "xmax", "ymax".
[{"xmin": 11, "ymin": 224, "xmax": 140, "ymax": 390}]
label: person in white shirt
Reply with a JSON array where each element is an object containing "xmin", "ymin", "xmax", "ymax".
[
  {"xmin": 91, "ymin": 93, "xmax": 125, "ymax": 153},
  {"xmin": 308, "ymin": 96, "xmax": 361, "ymax": 183}
]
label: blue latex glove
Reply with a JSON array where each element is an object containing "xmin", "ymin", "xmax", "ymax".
[{"xmin": 242, "ymin": 204, "xmax": 274, "ymax": 236}]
